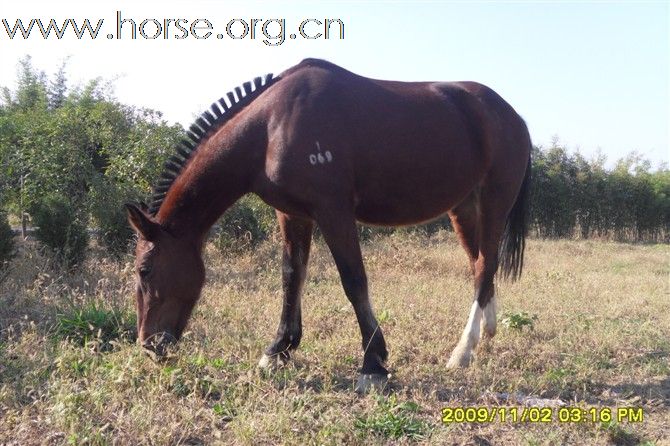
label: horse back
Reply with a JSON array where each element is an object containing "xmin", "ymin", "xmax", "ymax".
[{"xmin": 255, "ymin": 59, "xmax": 528, "ymax": 225}]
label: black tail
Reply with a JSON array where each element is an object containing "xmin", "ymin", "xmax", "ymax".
[{"xmin": 499, "ymin": 153, "xmax": 531, "ymax": 281}]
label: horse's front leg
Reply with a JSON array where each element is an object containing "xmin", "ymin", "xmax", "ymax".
[
  {"xmin": 316, "ymin": 209, "xmax": 389, "ymax": 393},
  {"xmin": 258, "ymin": 212, "xmax": 313, "ymax": 369}
]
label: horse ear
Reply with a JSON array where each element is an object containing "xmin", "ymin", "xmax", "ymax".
[{"xmin": 125, "ymin": 203, "xmax": 160, "ymax": 241}]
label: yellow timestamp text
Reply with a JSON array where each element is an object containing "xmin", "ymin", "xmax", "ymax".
[{"xmin": 441, "ymin": 406, "xmax": 644, "ymax": 424}]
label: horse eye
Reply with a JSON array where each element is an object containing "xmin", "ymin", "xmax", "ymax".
[{"xmin": 139, "ymin": 265, "xmax": 152, "ymax": 278}]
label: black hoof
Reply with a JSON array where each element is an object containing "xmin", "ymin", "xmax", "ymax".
[{"xmin": 355, "ymin": 373, "xmax": 389, "ymax": 394}]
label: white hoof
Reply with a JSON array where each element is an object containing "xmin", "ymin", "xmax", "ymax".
[
  {"xmin": 258, "ymin": 353, "xmax": 289, "ymax": 370},
  {"xmin": 446, "ymin": 347, "xmax": 472, "ymax": 369},
  {"xmin": 355, "ymin": 373, "xmax": 389, "ymax": 393},
  {"xmin": 481, "ymin": 326, "xmax": 496, "ymax": 339}
]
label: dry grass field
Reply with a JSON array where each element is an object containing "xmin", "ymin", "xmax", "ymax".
[{"xmin": 0, "ymin": 232, "xmax": 668, "ymax": 445}]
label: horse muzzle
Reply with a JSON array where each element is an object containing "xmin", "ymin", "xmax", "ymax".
[{"xmin": 141, "ymin": 331, "xmax": 178, "ymax": 361}]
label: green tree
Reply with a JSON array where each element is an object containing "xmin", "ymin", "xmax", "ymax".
[{"xmin": 0, "ymin": 56, "xmax": 184, "ymax": 258}]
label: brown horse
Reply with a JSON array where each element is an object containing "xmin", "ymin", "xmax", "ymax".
[{"xmin": 125, "ymin": 58, "xmax": 531, "ymax": 392}]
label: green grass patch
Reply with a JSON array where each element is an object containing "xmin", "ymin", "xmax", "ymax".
[
  {"xmin": 55, "ymin": 303, "xmax": 136, "ymax": 348},
  {"xmin": 354, "ymin": 394, "xmax": 432, "ymax": 441}
]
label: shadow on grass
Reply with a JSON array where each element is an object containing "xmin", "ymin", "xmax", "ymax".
[{"xmin": 598, "ymin": 376, "xmax": 670, "ymax": 408}]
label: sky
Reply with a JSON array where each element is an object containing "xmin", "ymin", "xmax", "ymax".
[{"xmin": 1, "ymin": 0, "xmax": 668, "ymax": 168}]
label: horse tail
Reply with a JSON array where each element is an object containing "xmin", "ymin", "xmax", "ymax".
[{"xmin": 498, "ymin": 151, "xmax": 531, "ymax": 281}]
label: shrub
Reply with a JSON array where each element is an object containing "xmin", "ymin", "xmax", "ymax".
[
  {"xmin": 0, "ymin": 211, "xmax": 16, "ymax": 273},
  {"xmin": 89, "ymin": 180, "xmax": 135, "ymax": 258},
  {"xmin": 214, "ymin": 195, "xmax": 276, "ymax": 252},
  {"xmin": 396, "ymin": 216, "xmax": 452, "ymax": 237},
  {"xmin": 31, "ymin": 194, "xmax": 89, "ymax": 268},
  {"xmin": 97, "ymin": 206, "xmax": 134, "ymax": 257},
  {"xmin": 243, "ymin": 194, "xmax": 277, "ymax": 238},
  {"xmin": 358, "ymin": 225, "xmax": 395, "ymax": 241}
]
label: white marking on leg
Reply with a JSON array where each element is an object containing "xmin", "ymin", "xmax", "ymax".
[
  {"xmin": 447, "ymin": 300, "xmax": 482, "ymax": 368},
  {"xmin": 481, "ymin": 293, "xmax": 497, "ymax": 339}
]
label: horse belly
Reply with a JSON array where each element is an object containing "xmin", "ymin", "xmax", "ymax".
[{"xmin": 353, "ymin": 153, "xmax": 480, "ymax": 226}]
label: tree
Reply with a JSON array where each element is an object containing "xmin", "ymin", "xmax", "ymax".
[
  {"xmin": 48, "ymin": 59, "xmax": 69, "ymax": 109},
  {"xmin": 0, "ymin": 57, "xmax": 184, "ymax": 258}
]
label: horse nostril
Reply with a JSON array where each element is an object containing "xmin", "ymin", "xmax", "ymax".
[{"xmin": 141, "ymin": 341, "xmax": 155, "ymax": 351}]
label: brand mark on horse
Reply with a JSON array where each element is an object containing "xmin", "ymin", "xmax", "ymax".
[{"xmin": 309, "ymin": 141, "xmax": 333, "ymax": 165}]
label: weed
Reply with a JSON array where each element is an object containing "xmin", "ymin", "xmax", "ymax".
[
  {"xmin": 212, "ymin": 402, "xmax": 235, "ymax": 420},
  {"xmin": 501, "ymin": 311, "xmax": 538, "ymax": 331},
  {"xmin": 600, "ymin": 420, "xmax": 641, "ymax": 446},
  {"xmin": 544, "ymin": 367, "xmax": 574, "ymax": 386},
  {"xmin": 378, "ymin": 308, "xmax": 391, "ymax": 324},
  {"xmin": 210, "ymin": 358, "xmax": 227, "ymax": 369}
]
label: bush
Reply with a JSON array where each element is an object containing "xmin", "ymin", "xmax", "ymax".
[
  {"xmin": 0, "ymin": 211, "xmax": 16, "ymax": 272},
  {"xmin": 97, "ymin": 206, "xmax": 134, "ymax": 257},
  {"xmin": 89, "ymin": 179, "xmax": 135, "ymax": 258},
  {"xmin": 358, "ymin": 225, "xmax": 395, "ymax": 241},
  {"xmin": 243, "ymin": 194, "xmax": 278, "ymax": 238},
  {"xmin": 214, "ymin": 195, "xmax": 275, "ymax": 253},
  {"xmin": 31, "ymin": 194, "xmax": 89, "ymax": 267}
]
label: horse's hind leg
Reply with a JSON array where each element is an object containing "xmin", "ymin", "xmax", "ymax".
[
  {"xmin": 259, "ymin": 212, "xmax": 313, "ymax": 369},
  {"xmin": 449, "ymin": 193, "xmax": 480, "ymax": 275},
  {"xmin": 447, "ymin": 194, "xmax": 504, "ymax": 368},
  {"xmin": 454, "ymin": 199, "xmax": 498, "ymax": 339},
  {"xmin": 450, "ymin": 194, "xmax": 498, "ymax": 338}
]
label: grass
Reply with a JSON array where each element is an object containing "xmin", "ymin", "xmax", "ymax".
[
  {"xmin": 55, "ymin": 303, "xmax": 136, "ymax": 348},
  {"xmin": 354, "ymin": 394, "xmax": 432, "ymax": 440},
  {"xmin": 0, "ymin": 232, "xmax": 668, "ymax": 445}
]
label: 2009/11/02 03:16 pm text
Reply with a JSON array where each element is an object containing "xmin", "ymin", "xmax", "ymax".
[{"xmin": 441, "ymin": 406, "xmax": 645, "ymax": 424}]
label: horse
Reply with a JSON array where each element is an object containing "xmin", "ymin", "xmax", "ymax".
[{"xmin": 125, "ymin": 58, "xmax": 531, "ymax": 393}]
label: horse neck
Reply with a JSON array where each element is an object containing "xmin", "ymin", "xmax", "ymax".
[{"xmin": 156, "ymin": 116, "xmax": 266, "ymax": 247}]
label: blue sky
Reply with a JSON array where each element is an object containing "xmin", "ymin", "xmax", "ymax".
[{"xmin": 1, "ymin": 1, "xmax": 668, "ymax": 167}]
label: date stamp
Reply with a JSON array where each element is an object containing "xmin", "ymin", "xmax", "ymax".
[{"xmin": 441, "ymin": 406, "xmax": 644, "ymax": 424}]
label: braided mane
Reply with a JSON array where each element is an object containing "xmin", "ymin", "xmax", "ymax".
[{"xmin": 148, "ymin": 73, "xmax": 278, "ymax": 215}]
